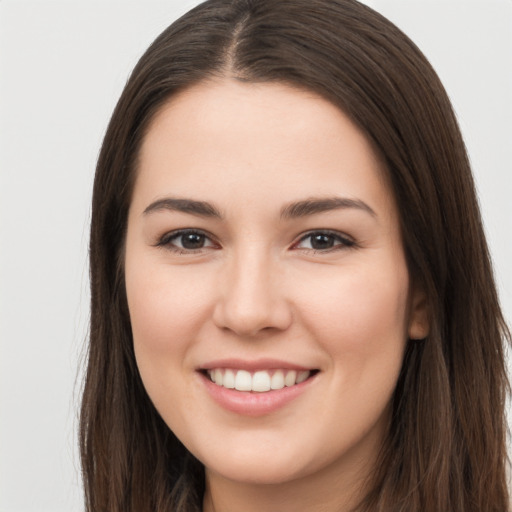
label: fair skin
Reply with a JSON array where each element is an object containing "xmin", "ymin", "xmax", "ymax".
[{"xmin": 124, "ymin": 79, "xmax": 428, "ymax": 512}]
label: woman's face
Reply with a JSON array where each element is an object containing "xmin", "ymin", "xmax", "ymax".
[{"xmin": 125, "ymin": 80, "xmax": 427, "ymax": 489}]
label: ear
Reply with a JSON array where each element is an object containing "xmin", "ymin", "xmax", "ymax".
[{"xmin": 408, "ymin": 285, "xmax": 430, "ymax": 340}]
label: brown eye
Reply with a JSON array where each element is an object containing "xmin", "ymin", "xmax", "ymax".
[
  {"xmin": 179, "ymin": 232, "xmax": 207, "ymax": 249},
  {"xmin": 158, "ymin": 229, "xmax": 217, "ymax": 252},
  {"xmin": 310, "ymin": 233, "xmax": 336, "ymax": 250},
  {"xmin": 295, "ymin": 231, "xmax": 354, "ymax": 251}
]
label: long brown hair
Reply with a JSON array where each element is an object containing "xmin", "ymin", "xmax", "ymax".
[{"xmin": 80, "ymin": 1, "xmax": 510, "ymax": 510}]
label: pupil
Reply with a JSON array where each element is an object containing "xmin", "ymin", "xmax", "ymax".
[
  {"xmin": 182, "ymin": 233, "xmax": 205, "ymax": 249},
  {"xmin": 311, "ymin": 234, "xmax": 334, "ymax": 249}
]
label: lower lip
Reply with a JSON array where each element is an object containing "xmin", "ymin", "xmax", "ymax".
[{"xmin": 199, "ymin": 372, "xmax": 317, "ymax": 416}]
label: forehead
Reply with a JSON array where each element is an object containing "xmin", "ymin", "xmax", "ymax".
[{"xmin": 134, "ymin": 79, "xmax": 396, "ymax": 222}]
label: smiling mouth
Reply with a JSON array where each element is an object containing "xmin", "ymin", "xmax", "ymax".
[{"xmin": 203, "ymin": 368, "xmax": 319, "ymax": 393}]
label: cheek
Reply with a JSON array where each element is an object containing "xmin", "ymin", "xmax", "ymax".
[
  {"xmin": 124, "ymin": 261, "xmax": 219, "ymax": 426},
  {"xmin": 297, "ymin": 259, "xmax": 410, "ymax": 368},
  {"xmin": 127, "ymin": 263, "xmax": 208, "ymax": 341},
  {"xmin": 296, "ymin": 260, "xmax": 410, "ymax": 445},
  {"xmin": 125, "ymin": 256, "xmax": 216, "ymax": 386}
]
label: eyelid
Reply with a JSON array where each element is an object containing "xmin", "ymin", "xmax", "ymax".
[
  {"xmin": 154, "ymin": 228, "xmax": 355, "ymax": 254},
  {"xmin": 155, "ymin": 228, "xmax": 219, "ymax": 251},
  {"xmin": 291, "ymin": 229, "xmax": 356, "ymax": 251}
]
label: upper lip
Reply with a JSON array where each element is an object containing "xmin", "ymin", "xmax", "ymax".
[{"xmin": 199, "ymin": 358, "xmax": 315, "ymax": 372}]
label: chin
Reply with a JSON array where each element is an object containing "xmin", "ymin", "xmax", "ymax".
[
  {"xmin": 199, "ymin": 441, "xmax": 327, "ymax": 486},
  {"xmin": 206, "ymin": 459, "xmax": 306, "ymax": 486}
]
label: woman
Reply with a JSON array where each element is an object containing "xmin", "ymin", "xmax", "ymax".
[{"xmin": 80, "ymin": 0, "xmax": 510, "ymax": 510}]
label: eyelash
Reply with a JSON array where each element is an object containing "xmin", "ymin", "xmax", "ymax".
[
  {"xmin": 156, "ymin": 229, "xmax": 219, "ymax": 254},
  {"xmin": 156, "ymin": 229, "xmax": 356, "ymax": 254},
  {"xmin": 293, "ymin": 230, "xmax": 355, "ymax": 252}
]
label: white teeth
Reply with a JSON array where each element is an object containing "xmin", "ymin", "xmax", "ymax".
[
  {"xmin": 234, "ymin": 370, "xmax": 252, "ymax": 391},
  {"xmin": 296, "ymin": 370, "xmax": 310, "ymax": 384},
  {"xmin": 284, "ymin": 370, "xmax": 297, "ymax": 387},
  {"xmin": 252, "ymin": 371, "xmax": 271, "ymax": 392},
  {"xmin": 223, "ymin": 369, "xmax": 235, "ymax": 389},
  {"xmin": 207, "ymin": 368, "xmax": 312, "ymax": 392},
  {"xmin": 214, "ymin": 368, "xmax": 223, "ymax": 386},
  {"xmin": 270, "ymin": 370, "xmax": 285, "ymax": 390}
]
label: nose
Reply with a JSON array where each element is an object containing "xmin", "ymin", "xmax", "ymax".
[{"xmin": 212, "ymin": 249, "xmax": 293, "ymax": 337}]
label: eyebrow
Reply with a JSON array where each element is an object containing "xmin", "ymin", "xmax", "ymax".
[
  {"xmin": 280, "ymin": 196, "xmax": 376, "ymax": 219},
  {"xmin": 143, "ymin": 198, "xmax": 223, "ymax": 218},
  {"xmin": 142, "ymin": 195, "xmax": 376, "ymax": 220}
]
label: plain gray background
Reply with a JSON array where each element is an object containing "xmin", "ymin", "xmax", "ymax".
[{"xmin": 1, "ymin": 1, "xmax": 511, "ymax": 510}]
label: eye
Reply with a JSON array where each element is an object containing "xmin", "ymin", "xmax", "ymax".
[
  {"xmin": 157, "ymin": 229, "xmax": 217, "ymax": 252},
  {"xmin": 293, "ymin": 230, "xmax": 355, "ymax": 252}
]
